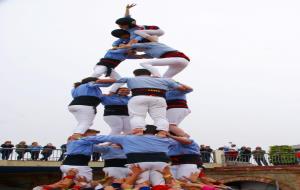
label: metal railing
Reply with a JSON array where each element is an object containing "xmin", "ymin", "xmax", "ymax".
[
  {"xmin": 1, "ymin": 148, "xmax": 299, "ymax": 167},
  {"xmin": 0, "ymin": 148, "xmax": 103, "ymax": 162},
  {"xmin": 224, "ymin": 151, "xmax": 299, "ymax": 166}
]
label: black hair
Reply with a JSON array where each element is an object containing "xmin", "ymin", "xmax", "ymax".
[
  {"xmin": 74, "ymin": 77, "xmax": 98, "ymax": 88},
  {"xmin": 111, "ymin": 29, "xmax": 130, "ymax": 38},
  {"xmin": 133, "ymin": 69, "xmax": 151, "ymax": 76},
  {"xmin": 115, "ymin": 17, "xmax": 136, "ymax": 28},
  {"xmin": 144, "ymin": 125, "xmax": 158, "ymax": 135}
]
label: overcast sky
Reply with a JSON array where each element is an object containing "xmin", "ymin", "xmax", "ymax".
[{"xmin": 1, "ymin": 0, "xmax": 300, "ymax": 150}]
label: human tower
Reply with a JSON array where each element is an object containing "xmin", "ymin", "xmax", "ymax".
[{"xmin": 33, "ymin": 4, "xmax": 230, "ymax": 190}]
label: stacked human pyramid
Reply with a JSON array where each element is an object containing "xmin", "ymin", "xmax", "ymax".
[{"xmin": 33, "ymin": 4, "xmax": 230, "ymax": 190}]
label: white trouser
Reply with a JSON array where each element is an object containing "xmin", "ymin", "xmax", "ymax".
[
  {"xmin": 91, "ymin": 65, "xmax": 121, "ymax": 78},
  {"xmin": 128, "ymin": 96, "xmax": 169, "ymax": 131},
  {"xmin": 134, "ymin": 29, "xmax": 165, "ymax": 39},
  {"xmin": 103, "ymin": 167, "xmax": 131, "ymax": 179},
  {"xmin": 103, "ymin": 115, "xmax": 131, "ymax": 135},
  {"xmin": 166, "ymin": 108, "xmax": 191, "ymax": 125},
  {"xmin": 60, "ymin": 165, "xmax": 93, "ymax": 182},
  {"xmin": 171, "ymin": 164, "xmax": 199, "ymax": 180},
  {"xmin": 68, "ymin": 105, "xmax": 96, "ymax": 134},
  {"xmin": 129, "ymin": 162, "xmax": 168, "ymax": 185},
  {"xmin": 140, "ymin": 57, "xmax": 189, "ymax": 78}
]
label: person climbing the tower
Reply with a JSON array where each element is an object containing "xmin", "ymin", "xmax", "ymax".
[{"xmin": 115, "ymin": 4, "xmax": 165, "ymax": 44}]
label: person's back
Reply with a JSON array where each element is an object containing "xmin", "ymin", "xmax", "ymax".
[
  {"xmin": 121, "ymin": 134, "xmax": 173, "ymax": 154},
  {"xmin": 71, "ymin": 82, "xmax": 103, "ymax": 98},
  {"xmin": 122, "ymin": 76, "xmax": 179, "ymax": 91}
]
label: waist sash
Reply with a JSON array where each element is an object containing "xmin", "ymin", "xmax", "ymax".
[
  {"xmin": 131, "ymin": 88, "xmax": 166, "ymax": 98},
  {"xmin": 160, "ymin": 51, "xmax": 190, "ymax": 61},
  {"xmin": 126, "ymin": 152, "xmax": 169, "ymax": 164},
  {"xmin": 69, "ymin": 96, "xmax": 101, "ymax": 107},
  {"xmin": 170, "ymin": 154, "xmax": 201, "ymax": 165},
  {"xmin": 62, "ymin": 154, "xmax": 90, "ymax": 166},
  {"xmin": 167, "ymin": 99, "xmax": 188, "ymax": 109},
  {"xmin": 104, "ymin": 105, "xmax": 129, "ymax": 116},
  {"xmin": 96, "ymin": 58, "xmax": 122, "ymax": 77},
  {"xmin": 104, "ymin": 158, "xmax": 128, "ymax": 167}
]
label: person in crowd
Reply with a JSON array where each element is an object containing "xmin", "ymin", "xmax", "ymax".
[
  {"xmin": 96, "ymin": 69, "xmax": 190, "ymax": 133},
  {"xmin": 1, "ymin": 141, "xmax": 14, "ymax": 160},
  {"xmin": 166, "ymin": 84, "xmax": 193, "ymax": 137},
  {"xmin": 36, "ymin": 129, "xmax": 100, "ymax": 189},
  {"xmin": 40, "ymin": 143, "xmax": 56, "ymax": 161},
  {"xmin": 81, "ymin": 125, "xmax": 191, "ymax": 186},
  {"xmin": 58, "ymin": 144, "xmax": 67, "ymax": 161},
  {"xmin": 296, "ymin": 150, "xmax": 300, "ymax": 164},
  {"xmin": 101, "ymin": 87, "xmax": 131, "ymax": 135},
  {"xmin": 68, "ymin": 77, "xmax": 111, "ymax": 135},
  {"xmin": 15, "ymin": 141, "xmax": 28, "ymax": 160},
  {"xmin": 116, "ymin": 4, "xmax": 165, "ymax": 43},
  {"xmin": 224, "ymin": 145, "xmax": 238, "ymax": 162},
  {"xmin": 113, "ymin": 42, "xmax": 190, "ymax": 78},
  {"xmin": 168, "ymin": 134, "xmax": 201, "ymax": 180},
  {"xmin": 29, "ymin": 142, "xmax": 42, "ymax": 160},
  {"xmin": 200, "ymin": 145, "xmax": 213, "ymax": 163},
  {"xmin": 252, "ymin": 146, "xmax": 269, "ymax": 166},
  {"xmin": 238, "ymin": 146, "xmax": 252, "ymax": 162},
  {"xmin": 93, "ymin": 143, "xmax": 130, "ymax": 180}
]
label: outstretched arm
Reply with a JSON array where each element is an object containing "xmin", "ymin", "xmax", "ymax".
[
  {"xmin": 96, "ymin": 79, "xmax": 117, "ymax": 84},
  {"xmin": 125, "ymin": 4, "xmax": 137, "ymax": 17},
  {"xmin": 168, "ymin": 134, "xmax": 192, "ymax": 145}
]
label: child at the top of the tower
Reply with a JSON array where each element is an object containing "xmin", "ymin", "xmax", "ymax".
[{"xmin": 115, "ymin": 4, "xmax": 165, "ymax": 45}]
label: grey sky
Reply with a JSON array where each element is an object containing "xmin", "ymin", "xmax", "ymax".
[{"xmin": 1, "ymin": 0, "xmax": 299, "ymax": 150}]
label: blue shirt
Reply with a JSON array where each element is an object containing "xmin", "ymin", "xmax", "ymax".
[
  {"xmin": 112, "ymin": 39, "xmax": 130, "ymax": 47},
  {"xmin": 127, "ymin": 27, "xmax": 144, "ymax": 41},
  {"xmin": 123, "ymin": 16, "xmax": 147, "ymax": 41},
  {"xmin": 71, "ymin": 82, "xmax": 110, "ymax": 99},
  {"xmin": 103, "ymin": 48, "xmax": 131, "ymax": 61},
  {"xmin": 116, "ymin": 76, "xmax": 180, "ymax": 91},
  {"xmin": 65, "ymin": 139, "xmax": 94, "ymax": 156},
  {"xmin": 101, "ymin": 95, "xmax": 130, "ymax": 106},
  {"xmin": 82, "ymin": 135, "xmax": 177, "ymax": 155},
  {"xmin": 166, "ymin": 89, "xmax": 193, "ymax": 101},
  {"xmin": 168, "ymin": 140, "xmax": 200, "ymax": 157},
  {"xmin": 131, "ymin": 42, "xmax": 176, "ymax": 58},
  {"xmin": 93, "ymin": 145, "xmax": 127, "ymax": 160}
]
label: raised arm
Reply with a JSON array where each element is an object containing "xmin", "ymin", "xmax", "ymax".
[{"xmin": 125, "ymin": 4, "xmax": 136, "ymax": 17}]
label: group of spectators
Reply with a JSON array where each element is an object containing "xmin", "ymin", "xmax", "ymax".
[
  {"xmin": 218, "ymin": 144, "xmax": 269, "ymax": 166},
  {"xmin": 0, "ymin": 141, "xmax": 57, "ymax": 161},
  {"xmin": 1, "ymin": 141, "xmax": 293, "ymax": 167}
]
